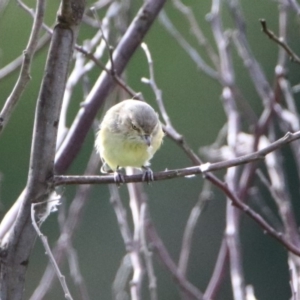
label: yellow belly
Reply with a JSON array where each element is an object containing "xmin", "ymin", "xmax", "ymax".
[{"xmin": 98, "ymin": 129, "xmax": 153, "ymax": 171}]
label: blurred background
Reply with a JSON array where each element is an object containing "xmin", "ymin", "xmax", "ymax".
[{"xmin": 1, "ymin": 0, "xmax": 300, "ymax": 299}]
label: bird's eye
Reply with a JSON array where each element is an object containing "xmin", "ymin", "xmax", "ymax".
[{"xmin": 131, "ymin": 124, "xmax": 139, "ymax": 131}]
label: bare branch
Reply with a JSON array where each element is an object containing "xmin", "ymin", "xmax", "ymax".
[
  {"xmin": 146, "ymin": 219, "xmax": 204, "ymax": 300},
  {"xmin": 53, "ymin": 130, "xmax": 300, "ymax": 185},
  {"xmin": 172, "ymin": 0, "xmax": 219, "ymax": 68},
  {"xmin": 0, "ymin": 1, "xmax": 86, "ymax": 298},
  {"xmin": 55, "ymin": 0, "xmax": 167, "ymax": 174},
  {"xmin": 53, "ymin": 130, "xmax": 300, "ymax": 256},
  {"xmin": 141, "ymin": 43, "xmax": 174, "ymax": 129},
  {"xmin": 140, "ymin": 203, "xmax": 158, "ymax": 300},
  {"xmin": 31, "ymin": 203, "xmax": 73, "ymax": 300},
  {"xmin": 30, "ymin": 150, "xmax": 98, "ymax": 300},
  {"xmin": 109, "ymin": 184, "xmax": 143, "ymax": 300},
  {"xmin": 210, "ymin": 1, "xmax": 245, "ymax": 298},
  {"xmin": 204, "ymin": 239, "xmax": 228, "ymax": 299},
  {"xmin": 260, "ymin": 19, "xmax": 300, "ymax": 65},
  {"xmin": 286, "ymin": 0, "xmax": 300, "ymax": 14},
  {"xmin": 0, "ymin": 33, "xmax": 50, "ymax": 80},
  {"xmin": 0, "ymin": 0, "xmax": 46, "ymax": 134},
  {"xmin": 159, "ymin": 10, "xmax": 219, "ymax": 81},
  {"xmin": 178, "ymin": 182, "xmax": 212, "ymax": 276}
]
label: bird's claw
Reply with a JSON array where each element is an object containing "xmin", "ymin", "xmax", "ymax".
[
  {"xmin": 142, "ymin": 166, "xmax": 154, "ymax": 184},
  {"xmin": 114, "ymin": 171, "xmax": 125, "ymax": 186}
]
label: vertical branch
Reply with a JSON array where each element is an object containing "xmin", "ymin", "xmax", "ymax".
[
  {"xmin": 125, "ymin": 170, "xmax": 145, "ymax": 299},
  {"xmin": 273, "ymin": 3, "xmax": 300, "ymax": 295},
  {"xmin": 0, "ymin": 1, "xmax": 85, "ymax": 299},
  {"xmin": 275, "ymin": 2, "xmax": 300, "ymax": 180},
  {"xmin": 109, "ymin": 184, "xmax": 143, "ymax": 300},
  {"xmin": 30, "ymin": 149, "xmax": 98, "ymax": 300},
  {"xmin": 210, "ymin": 0, "xmax": 245, "ymax": 299},
  {"xmin": 140, "ymin": 203, "xmax": 158, "ymax": 300},
  {"xmin": 277, "ymin": 4, "xmax": 288, "ymax": 67}
]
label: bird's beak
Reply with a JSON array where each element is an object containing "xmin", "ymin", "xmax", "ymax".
[{"xmin": 143, "ymin": 135, "xmax": 151, "ymax": 147}]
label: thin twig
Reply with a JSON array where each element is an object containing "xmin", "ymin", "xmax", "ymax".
[
  {"xmin": 207, "ymin": 174, "xmax": 300, "ymax": 256},
  {"xmin": 159, "ymin": 10, "xmax": 219, "ymax": 81},
  {"xmin": 178, "ymin": 182, "xmax": 211, "ymax": 276},
  {"xmin": 204, "ymin": 238, "xmax": 228, "ymax": 299},
  {"xmin": 15, "ymin": 0, "xmax": 140, "ymax": 103},
  {"xmin": 141, "ymin": 43, "xmax": 178, "ymax": 136},
  {"xmin": 0, "ymin": 0, "xmax": 46, "ymax": 133},
  {"xmin": 31, "ymin": 203, "xmax": 73, "ymax": 300},
  {"xmin": 30, "ymin": 150, "xmax": 98, "ymax": 300},
  {"xmin": 171, "ymin": 0, "xmax": 219, "ymax": 68},
  {"xmin": 146, "ymin": 219, "xmax": 204, "ymax": 300},
  {"xmin": 0, "ymin": 33, "xmax": 51, "ymax": 80},
  {"xmin": 260, "ymin": 19, "xmax": 300, "ymax": 65},
  {"xmin": 67, "ymin": 246, "xmax": 90, "ymax": 300}
]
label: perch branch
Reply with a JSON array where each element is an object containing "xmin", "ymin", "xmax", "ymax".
[{"xmin": 53, "ymin": 130, "xmax": 300, "ymax": 185}]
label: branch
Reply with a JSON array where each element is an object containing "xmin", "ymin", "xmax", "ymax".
[
  {"xmin": 30, "ymin": 150, "xmax": 99, "ymax": 300},
  {"xmin": 158, "ymin": 10, "xmax": 219, "ymax": 81},
  {"xmin": 0, "ymin": 1, "xmax": 86, "ymax": 298},
  {"xmin": 178, "ymin": 182, "xmax": 212, "ymax": 276},
  {"xmin": 55, "ymin": 0, "xmax": 167, "ymax": 174},
  {"xmin": 53, "ymin": 130, "xmax": 300, "ymax": 185},
  {"xmin": 207, "ymin": 172, "xmax": 300, "ymax": 257},
  {"xmin": 140, "ymin": 203, "xmax": 158, "ymax": 300},
  {"xmin": 109, "ymin": 184, "xmax": 143, "ymax": 300},
  {"xmin": 146, "ymin": 219, "xmax": 204, "ymax": 299},
  {"xmin": 52, "ymin": 130, "xmax": 300, "ymax": 257},
  {"xmin": 31, "ymin": 203, "xmax": 73, "ymax": 300},
  {"xmin": 0, "ymin": 0, "xmax": 45, "ymax": 134},
  {"xmin": 260, "ymin": 19, "xmax": 300, "ymax": 65},
  {"xmin": 171, "ymin": 0, "xmax": 219, "ymax": 68}
]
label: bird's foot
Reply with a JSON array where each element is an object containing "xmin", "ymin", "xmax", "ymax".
[
  {"xmin": 142, "ymin": 166, "xmax": 154, "ymax": 184},
  {"xmin": 113, "ymin": 170, "xmax": 125, "ymax": 186}
]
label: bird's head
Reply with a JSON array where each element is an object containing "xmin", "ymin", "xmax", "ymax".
[{"xmin": 119, "ymin": 101, "xmax": 160, "ymax": 146}]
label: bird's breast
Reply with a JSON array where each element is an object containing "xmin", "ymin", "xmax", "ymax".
[{"xmin": 98, "ymin": 130, "xmax": 152, "ymax": 169}]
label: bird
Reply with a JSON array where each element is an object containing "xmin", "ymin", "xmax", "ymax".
[{"xmin": 95, "ymin": 99, "xmax": 164, "ymax": 183}]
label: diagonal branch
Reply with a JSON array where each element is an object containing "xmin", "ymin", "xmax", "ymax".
[
  {"xmin": 260, "ymin": 19, "xmax": 300, "ymax": 65},
  {"xmin": 53, "ymin": 130, "xmax": 300, "ymax": 257},
  {"xmin": 0, "ymin": 0, "xmax": 46, "ymax": 134},
  {"xmin": 55, "ymin": 0, "xmax": 167, "ymax": 174}
]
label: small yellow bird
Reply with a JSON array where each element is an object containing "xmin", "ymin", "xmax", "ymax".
[{"xmin": 95, "ymin": 99, "xmax": 164, "ymax": 182}]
